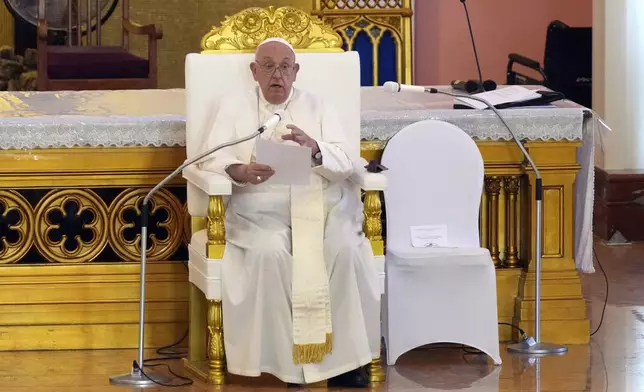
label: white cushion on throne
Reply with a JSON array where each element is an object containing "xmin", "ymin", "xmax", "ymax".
[{"xmin": 184, "ymin": 51, "xmax": 372, "ymax": 300}]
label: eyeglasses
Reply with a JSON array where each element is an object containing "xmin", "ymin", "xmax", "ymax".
[{"xmin": 256, "ymin": 62, "xmax": 294, "ymax": 76}]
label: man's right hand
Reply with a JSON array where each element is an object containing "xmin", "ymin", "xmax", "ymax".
[{"xmin": 226, "ymin": 163, "xmax": 275, "ymax": 185}]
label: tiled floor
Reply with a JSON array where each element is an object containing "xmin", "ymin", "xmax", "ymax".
[{"xmin": 1, "ymin": 240, "xmax": 642, "ymax": 391}]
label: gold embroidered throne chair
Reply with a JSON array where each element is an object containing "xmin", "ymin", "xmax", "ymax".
[{"xmin": 181, "ymin": 6, "xmax": 387, "ymax": 386}]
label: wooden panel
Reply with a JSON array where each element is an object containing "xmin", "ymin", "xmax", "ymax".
[
  {"xmin": 0, "ymin": 262, "xmax": 188, "ymax": 351},
  {"xmin": 0, "ymin": 323, "xmax": 188, "ymax": 351},
  {"xmin": 0, "ymin": 147, "xmax": 187, "ymax": 187},
  {"xmin": 495, "ymin": 269, "xmax": 521, "ymax": 341},
  {"xmin": 543, "ymin": 186, "xmax": 564, "ymax": 257},
  {"xmin": 0, "ymin": 302, "xmax": 186, "ymax": 325},
  {"xmin": 0, "ymin": 2, "xmax": 13, "ymax": 47}
]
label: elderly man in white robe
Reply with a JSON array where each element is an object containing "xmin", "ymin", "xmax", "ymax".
[{"xmin": 198, "ymin": 38, "xmax": 381, "ymax": 387}]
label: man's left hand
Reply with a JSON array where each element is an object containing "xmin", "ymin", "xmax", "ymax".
[{"xmin": 282, "ymin": 124, "xmax": 320, "ymax": 155}]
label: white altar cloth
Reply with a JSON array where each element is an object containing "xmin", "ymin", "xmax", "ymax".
[{"xmin": 0, "ymin": 87, "xmax": 601, "ymax": 273}]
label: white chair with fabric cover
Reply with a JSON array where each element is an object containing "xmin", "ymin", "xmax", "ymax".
[
  {"xmin": 380, "ymin": 120, "xmax": 502, "ymax": 366},
  {"xmin": 182, "ymin": 49, "xmax": 387, "ymax": 384}
]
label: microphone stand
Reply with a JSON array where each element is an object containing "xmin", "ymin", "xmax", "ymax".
[
  {"xmin": 460, "ymin": 0, "xmax": 484, "ymax": 91},
  {"xmin": 427, "ymin": 87, "xmax": 568, "ymax": 356},
  {"xmin": 109, "ymin": 129, "xmax": 264, "ymax": 387}
]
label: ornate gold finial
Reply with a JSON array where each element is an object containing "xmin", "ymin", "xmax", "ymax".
[{"xmin": 201, "ymin": 6, "xmax": 343, "ymax": 53}]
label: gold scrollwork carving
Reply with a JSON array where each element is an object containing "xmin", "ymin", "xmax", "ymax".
[
  {"xmin": 108, "ymin": 188, "xmax": 184, "ymax": 261},
  {"xmin": 207, "ymin": 299, "xmax": 226, "ymax": 385},
  {"xmin": 484, "ymin": 177, "xmax": 502, "ymax": 267},
  {"xmin": 0, "ymin": 190, "xmax": 34, "ymax": 264},
  {"xmin": 207, "ymin": 196, "xmax": 226, "ymax": 259},
  {"xmin": 201, "ymin": 6, "xmax": 343, "ymax": 53},
  {"xmin": 363, "ymin": 190, "xmax": 384, "ymax": 256},
  {"xmin": 360, "ymin": 139, "xmax": 387, "ymax": 151},
  {"xmin": 34, "ymin": 189, "xmax": 108, "ymax": 263},
  {"xmin": 503, "ymin": 176, "xmax": 521, "ymax": 268}
]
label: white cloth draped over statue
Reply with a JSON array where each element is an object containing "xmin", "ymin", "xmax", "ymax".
[{"xmin": 198, "ymin": 86, "xmax": 381, "ymax": 384}]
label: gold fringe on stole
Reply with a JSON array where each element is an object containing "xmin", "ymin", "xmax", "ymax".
[{"xmin": 293, "ymin": 333, "xmax": 333, "ymax": 364}]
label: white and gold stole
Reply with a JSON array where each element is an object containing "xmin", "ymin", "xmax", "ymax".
[{"xmin": 254, "ymin": 87, "xmax": 332, "ymax": 364}]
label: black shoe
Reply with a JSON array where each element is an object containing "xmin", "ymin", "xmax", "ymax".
[
  {"xmin": 287, "ymin": 383, "xmax": 299, "ymax": 388},
  {"xmin": 328, "ymin": 367, "xmax": 370, "ymax": 388}
]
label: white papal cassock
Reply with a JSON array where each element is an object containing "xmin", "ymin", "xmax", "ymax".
[{"xmin": 198, "ymin": 86, "xmax": 381, "ymax": 384}]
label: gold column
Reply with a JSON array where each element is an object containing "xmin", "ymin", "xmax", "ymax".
[
  {"xmin": 207, "ymin": 300, "xmax": 226, "ymax": 385},
  {"xmin": 484, "ymin": 177, "xmax": 502, "ymax": 267},
  {"xmin": 363, "ymin": 189, "xmax": 386, "ymax": 382},
  {"xmin": 503, "ymin": 176, "xmax": 521, "ymax": 268},
  {"xmin": 368, "ymin": 356, "xmax": 386, "ymax": 383},
  {"xmin": 207, "ymin": 195, "xmax": 226, "ymax": 259},
  {"xmin": 0, "ymin": 2, "xmax": 13, "ymax": 47},
  {"xmin": 363, "ymin": 191, "xmax": 384, "ymax": 256}
]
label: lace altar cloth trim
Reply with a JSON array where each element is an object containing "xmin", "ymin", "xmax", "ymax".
[{"xmin": 0, "ymin": 87, "xmax": 585, "ymax": 150}]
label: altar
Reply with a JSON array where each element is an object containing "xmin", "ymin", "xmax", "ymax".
[{"xmin": 0, "ymin": 87, "xmax": 598, "ymax": 350}]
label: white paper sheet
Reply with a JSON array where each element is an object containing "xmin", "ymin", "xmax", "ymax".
[
  {"xmin": 255, "ymin": 138, "xmax": 311, "ymax": 185},
  {"xmin": 410, "ymin": 225, "xmax": 449, "ymax": 248},
  {"xmin": 456, "ymin": 86, "xmax": 541, "ymax": 109}
]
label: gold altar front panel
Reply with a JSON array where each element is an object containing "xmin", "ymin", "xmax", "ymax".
[
  {"xmin": 0, "ymin": 138, "xmax": 587, "ymax": 350},
  {"xmin": 0, "ymin": 147, "xmax": 191, "ymax": 350},
  {"xmin": 98, "ymin": 0, "xmax": 313, "ymax": 89}
]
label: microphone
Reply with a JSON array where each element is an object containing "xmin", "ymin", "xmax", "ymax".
[
  {"xmin": 383, "ymin": 81, "xmax": 428, "ymax": 93},
  {"xmin": 110, "ymin": 111, "xmax": 284, "ymax": 386},
  {"xmin": 458, "ymin": 0, "xmax": 496, "ymax": 92},
  {"xmin": 258, "ymin": 109, "xmax": 286, "ymax": 132},
  {"xmin": 481, "ymin": 79, "xmax": 497, "ymax": 92},
  {"xmin": 451, "ymin": 80, "xmax": 480, "ymax": 94},
  {"xmin": 451, "ymin": 79, "xmax": 498, "ymax": 94},
  {"xmin": 383, "ymin": 81, "xmax": 563, "ymax": 355}
]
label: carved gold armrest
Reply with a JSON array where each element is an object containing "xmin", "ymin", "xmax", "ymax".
[
  {"xmin": 350, "ymin": 159, "xmax": 387, "ymax": 257},
  {"xmin": 183, "ymin": 166, "xmax": 231, "ymax": 259}
]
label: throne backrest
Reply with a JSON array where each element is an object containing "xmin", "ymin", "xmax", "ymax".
[
  {"xmin": 381, "ymin": 120, "xmax": 485, "ymax": 251},
  {"xmin": 185, "ymin": 6, "xmax": 361, "ymax": 217}
]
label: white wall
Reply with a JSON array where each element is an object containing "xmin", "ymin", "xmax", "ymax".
[{"xmin": 595, "ymin": 0, "xmax": 644, "ymax": 170}]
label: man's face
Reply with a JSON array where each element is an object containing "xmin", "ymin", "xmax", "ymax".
[{"xmin": 250, "ymin": 42, "xmax": 299, "ymax": 105}]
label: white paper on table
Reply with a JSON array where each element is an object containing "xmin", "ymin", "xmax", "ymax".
[
  {"xmin": 456, "ymin": 85, "xmax": 541, "ymax": 109},
  {"xmin": 410, "ymin": 225, "xmax": 449, "ymax": 248},
  {"xmin": 255, "ymin": 138, "xmax": 311, "ymax": 185}
]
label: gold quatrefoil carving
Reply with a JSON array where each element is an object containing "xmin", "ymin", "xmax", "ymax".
[
  {"xmin": 108, "ymin": 188, "xmax": 183, "ymax": 261},
  {"xmin": 0, "ymin": 190, "xmax": 35, "ymax": 264},
  {"xmin": 34, "ymin": 189, "xmax": 108, "ymax": 263}
]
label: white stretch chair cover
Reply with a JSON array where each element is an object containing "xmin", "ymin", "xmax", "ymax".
[{"xmin": 381, "ymin": 120, "xmax": 502, "ymax": 365}]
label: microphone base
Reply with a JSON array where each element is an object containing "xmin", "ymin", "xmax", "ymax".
[
  {"xmin": 110, "ymin": 367, "xmax": 173, "ymax": 387},
  {"xmin": 507, "ymin": 341, "xmax": 568, "ymax": 356}
]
